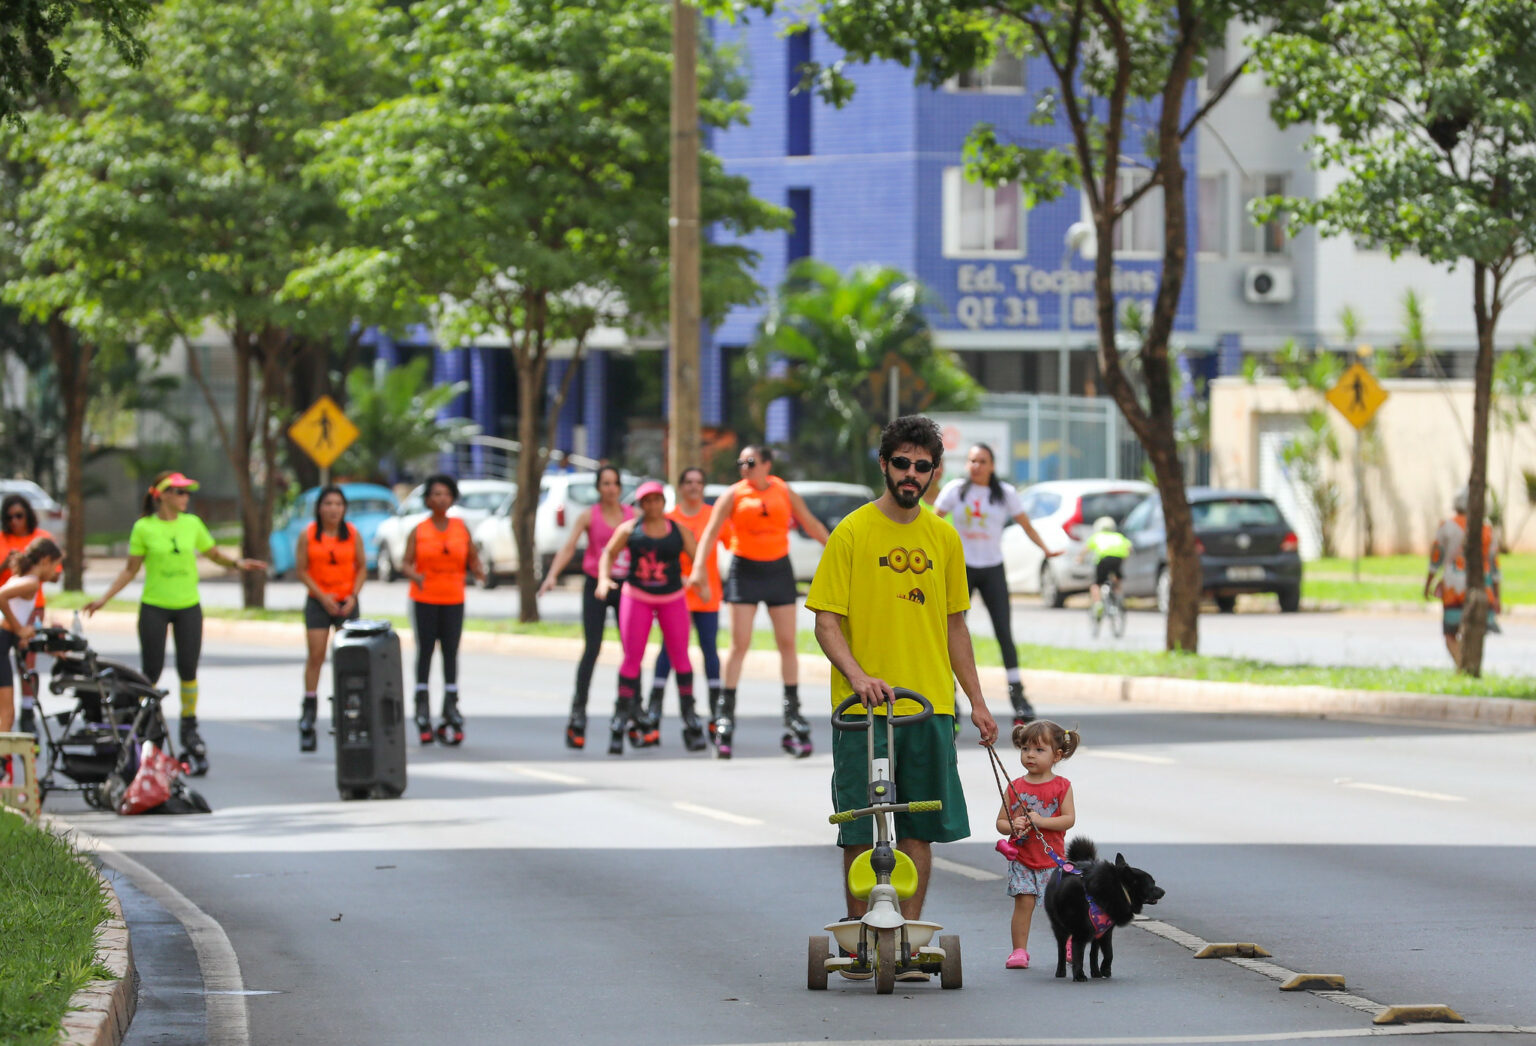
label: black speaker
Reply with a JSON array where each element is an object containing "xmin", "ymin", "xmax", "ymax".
[{"xmin": 331, "ymin": 620, "xmax": 406, "ymax": 800}]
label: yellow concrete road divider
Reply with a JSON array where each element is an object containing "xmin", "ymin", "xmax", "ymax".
[
  {"xmin": 1373, "ymin": 1004, "xmax": 1466, "ymax": 1025},
  {"xmin": 1194, "ymin": 942, "xmax": 1273, "ymax": 959},
  {"xmin": 1280, "ymin": 973, "xmax": 1347, "ymax": 991}
]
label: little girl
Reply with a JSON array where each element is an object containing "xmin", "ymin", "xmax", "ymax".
[
  {"xmin": 995, "ymin": 719, "xmax": 1079, "ymax": 970},
  {"xmin": 0, "ymin": 536, "xmax": 61, "ymax": 783}
]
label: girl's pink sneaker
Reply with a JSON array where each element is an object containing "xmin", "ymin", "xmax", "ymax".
[{"xmin": 1005, "ymin": 948, "xmax": 1030, "ymax": 969}]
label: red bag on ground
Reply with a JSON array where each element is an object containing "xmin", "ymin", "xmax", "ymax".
[{"xmin": 118, "ymin": 741, "xmax": 177, "ymax": 815}]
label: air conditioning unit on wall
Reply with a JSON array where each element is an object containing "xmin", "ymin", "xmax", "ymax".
[{"xmin": 1244, "ymin": 264, "xmax": 1294, "ymax": 304}]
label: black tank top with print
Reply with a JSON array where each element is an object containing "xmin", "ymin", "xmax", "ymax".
[{"xmin": 626, "ymin": 519, "xmax": 685, "ymax": 596}]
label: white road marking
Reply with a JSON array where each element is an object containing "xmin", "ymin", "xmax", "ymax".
[
  {"xmin": 514, "ymin": 766, "xmax": 588, "ymax": 786},
  {"xmin": 1081, "ymin": 750, "xmax": 1177, "ymax": 765},
  {"xmin": 1337, "ymin": 779, "xmax": 1466, "ymax": 803},
  {"xmin": 932, "ymin": 855, "xmax": 1005, "ymax": 882},
  {"xmin": 60, "ymin": 822, "xmax": 251, "ymax": 1046},
  {"xmin": 719, "ymin": 1029, "xmax": 1536, "ymax": 1045},
  {"xmin": 673, "ymin": 801, "xmax": 763, "ymax": 826}
]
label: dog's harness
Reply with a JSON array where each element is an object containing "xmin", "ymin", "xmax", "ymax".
[{"xmin": 987, "ymin": 743, "xmax": 1117, "ymax": 940}]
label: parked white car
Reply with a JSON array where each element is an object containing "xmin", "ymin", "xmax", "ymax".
[
  {"xmin": 533, "ymin": 471, "xmax": 641, "ymax": 579},
  {"xmin": 999, "ymin": 479, "xmax": 1154, "ymax": 606},
  {"xmin": 374, "ymin": 479, "xmax": 516, "ymax": 581},
  {"xmin": 787, "ymin": 481, "xmax": 875, "ymax": 582},
  {"xmin": 0, "ymin": 479, "xmax": 68, "ymax": 540}
]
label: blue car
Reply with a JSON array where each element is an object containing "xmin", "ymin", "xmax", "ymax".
[{"xmin": 268, "ymin": 484, "xmax": 398, "ymax": 578}]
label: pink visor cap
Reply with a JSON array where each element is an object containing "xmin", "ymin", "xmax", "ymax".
[{"xmin": 634, "ymin": 481, "xmax": 667, "ymax": 504}]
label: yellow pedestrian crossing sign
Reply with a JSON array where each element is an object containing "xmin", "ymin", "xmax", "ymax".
[
  {"xmin": 289, "ymin": 395, "xmax": 358, "ymax": 469},
  {"xmin": 1326, "ymin": 363, "xmax": 1389, "ymax": 430}
]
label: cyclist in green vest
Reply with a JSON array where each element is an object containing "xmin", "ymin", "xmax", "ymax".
[{"xmin": 1086, "ymin": 516, "xmax": 1131, "ymax": 620}]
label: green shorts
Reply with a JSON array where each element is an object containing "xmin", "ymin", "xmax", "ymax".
[{"xmin": 831, "ymin": 714, "xmax": 970, "ymax": 846}]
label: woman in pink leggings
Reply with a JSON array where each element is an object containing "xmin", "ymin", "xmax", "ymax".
[{"xmin": 595, "ymin": 481, "xmax": 702, "ymax": 756}]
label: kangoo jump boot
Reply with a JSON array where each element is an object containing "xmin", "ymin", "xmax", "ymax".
[
  {"xmin": 676, "ymin": 673, "xmax": 707, "ymax": 752},
  {"xmin": 179, "ymin": 715, "xmax": 209, "ymax": 777},
  {"xmin": 780, "ymin": 687, "xmax": 812, "ymax": 758},
  {"xmin": 628, "ymin": 685, "xmax": 661, "ymax": 748},
  {"xmin": 1009, "ymin": 681, "xmax": 1036, "ymax": 726},
  {"xmin": 414, "ymin": 692, "xmax": 435, "ymax": 745},
  {"xmin": 298, "ymin": 696, "xmax": 319, "ymax": 752},
  {"xmin": 713, "ymin": 688, "xmax": 736, "ymax": 760},
  {"xmin": 565, "ymin": 698, "xmax": 588, "ymax": 750},
  {"xmin": 436, "ymin": 690, "xmax": 464, "ymax": 746},
  {"xmin": 608, "ymin": 696, "xmax": 635, "ymax": 756}
]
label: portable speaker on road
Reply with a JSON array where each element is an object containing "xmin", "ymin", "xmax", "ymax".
[{"xmin": 331, "ymin": 620, "xmax": 406, "ymax": 800}]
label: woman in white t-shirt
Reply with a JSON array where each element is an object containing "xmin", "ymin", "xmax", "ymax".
[{"xmin": 933, "ymin": 443, "xmax": 1057, "ymax": 726}]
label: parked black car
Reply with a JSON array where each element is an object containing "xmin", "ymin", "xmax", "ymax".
[{"xmin": 1119, "ymin": 488, "xmax": 1303, "ymax": 613}]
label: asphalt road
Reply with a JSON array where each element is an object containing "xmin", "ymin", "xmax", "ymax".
[
  {"xmin": 45, "ymin": 635, "xmax": 1536, "ymax": 1045},
  {"xmin": 76, "ymin": 564, "xmax": 1536, "ymax": 675}
]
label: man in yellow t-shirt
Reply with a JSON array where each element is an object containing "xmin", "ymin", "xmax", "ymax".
[{"xmin": 806, "ymin": 415, "xmax": 999, "ymax": 931}]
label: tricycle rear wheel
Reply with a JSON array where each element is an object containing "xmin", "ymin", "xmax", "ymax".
[
  {"xmin": 939, "ymin": 934, "xmax": 962, "ymax": 989},
  {"xmin": 807, "ymin": 935, "xmax": 829, "ymax": 990}
]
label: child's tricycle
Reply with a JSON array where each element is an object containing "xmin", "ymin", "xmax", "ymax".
[{"xmin": 808, "ymin": 687, "xmax": 962, "ymax": 993}]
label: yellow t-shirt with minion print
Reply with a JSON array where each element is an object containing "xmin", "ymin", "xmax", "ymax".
[{"xmin": 805, "ymin": 502, "xmax": 969, "ymax": 717}]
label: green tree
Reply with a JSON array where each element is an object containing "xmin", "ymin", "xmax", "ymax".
[
  {"xmin": 1254, "ymin": 0, "xmax": 1536, "ymax": 676},
  {"xmin": 3, "ymin": 0, "xmax": 402, "ymax": 607},
  {"xmin": 747, "ymin": 260, "xmax": 980, "ymax": 484},
  {"xmin": 0, "ymin": 0, "xmax": 147, "ymax": 124},
  {"xmin": 332, "ymin": 359, "xmax": 477, "ymax": 484},
  {"xmin": 725, "ymin": 0, "xmax": 1323, "ymax": 652},
  {"xmin": 293, "ymin": 0, "xmax": 788, "ymax": 622}
]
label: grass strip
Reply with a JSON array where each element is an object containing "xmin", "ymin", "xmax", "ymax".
[
  {"xmin": 1308, "ymin": 553, "xmax": 1535, "ymax": 606},
  {"xmin": 0, "ymin": 817, "xmax": 114, "ymax": 1046},
  {"xmin": 46, "ymin": 593, "xmax": 1533, "ymax": 700}
]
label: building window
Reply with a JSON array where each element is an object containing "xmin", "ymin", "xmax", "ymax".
[
  {"xmin": 943, "ymin": 167, "xmax": 1026, "ymax": 257},
  {"xmin": 787, "ymin": 188, "xmax": 812, "ymax": 262},
  {"xmin": 1241, "ymin": 173, "xmax": 1289, "ymax": 256},
  {"xmin": 786, "ymin": 32, "xmax": 812, "ymax": 157},
  {"xmin": 1197, "ymin": 173, "xmax": 1227, "ymax": 256},
  {"xmin": 950, "ymin": 50, "xmax": 1025, "ymax": 92},
  {"xmin": 1084, "ymin": 168, "xmax": 1163, "ymax": 256}
]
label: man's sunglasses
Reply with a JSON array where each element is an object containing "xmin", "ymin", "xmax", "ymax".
[
  {"xmin": 887, "ymin": 456, "xmax": 935, "ymax": 474},
  {"xmin": 736, "ymin": 458, "xmax": 757, "ymax": 469}
]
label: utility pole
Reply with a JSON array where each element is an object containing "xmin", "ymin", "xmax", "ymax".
[{"xmin": 668, "ymin": 0, "xmax": 702, "ymax": 485}]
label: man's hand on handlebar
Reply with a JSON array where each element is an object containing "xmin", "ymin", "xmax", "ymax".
[{"xmin": 849, "ymin": 672, "xmax": 896, "ymax": 708}]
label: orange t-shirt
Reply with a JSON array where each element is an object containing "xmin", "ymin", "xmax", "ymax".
[
  {"xmin": 303, "ymin": 522, "xmax": 360, "ymax": 602},
  {"xmin": 0, "ymin": 527, "xmax": 55, "ymax": 609},
  {"xmin": 670, "ymin": 504, "xmax": 732, "ymax": 613},
  {"xmin": 728, "ymin": 476, "xmax": 793, "ymax": 562},
  {"xmin": 409, "ymin": 517, "xmax": 470, "ymax": 605}
]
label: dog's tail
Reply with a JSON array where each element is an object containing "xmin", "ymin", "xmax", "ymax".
[{"xmin": 1065, "ymin": 836, "xmax": 1097, "ymax": 863}]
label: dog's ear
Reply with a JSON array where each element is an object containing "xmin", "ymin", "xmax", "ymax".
[{"xmin": 1115, "ymin": 853, "xmax": 1128, "ymax": 869}]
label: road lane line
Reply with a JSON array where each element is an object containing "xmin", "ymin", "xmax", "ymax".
[
  {"xmin": 1338, "ymin": 780, "xmax": 1466, "ymax": 803},
  {"xmin": 932, "ymin": 856, "xmax": 1005, "ymax": 882},
  {"xmin": 59, "ymin": 822, "xmax": 251, "ymax": 1046},
  {"xmin": 673, "ymin": 801, "xmax": 763, "ymax": 826},
  {"xmin": 1081, "ymin": 750, "xmax": 1177, "ymax": 765},
  {"xmin": 515, "ymin": 766, "xmax": 589, "ymax": 786},
  {"xmin": 722, "ymin": 1028, "xmax": 1536, "ymax": 1044}
]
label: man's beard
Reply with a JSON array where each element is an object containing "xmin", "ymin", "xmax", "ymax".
[{"xmin": 884, "ymin": 467, "xmax": 930, "ymax": 509}]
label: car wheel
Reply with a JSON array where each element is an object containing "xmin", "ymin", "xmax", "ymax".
[
  {"xmin": 1155, "ymin": 567, "xmax": 1170, "ymax": 615},
  {"xmin": 1040, "ymin": 563, "xmax": 1066, "ymax": 608},
  {"xmin": 1278, "ymin": 586, "xmax": 1301, "ymax": 613},
  {"xmin": 1215, "ymin": 594, "xmax": 1237, "ymax": 614},
  {"xmin": 378, "ymin": 544, "xmax": 400, "ymax": 583}
]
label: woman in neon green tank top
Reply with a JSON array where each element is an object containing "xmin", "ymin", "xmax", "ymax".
[{"xmin": 84, "ymin": 471, "xmax": 266, "ymax": 776}]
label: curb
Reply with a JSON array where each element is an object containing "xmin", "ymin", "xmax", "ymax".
[
  {"xmin": 74, "ymin": 610, "xmax": 1535, "ymax": 727},
  {"xmin": 58, "ymin": 857, "xmax": 136, "ymax": 1046}
]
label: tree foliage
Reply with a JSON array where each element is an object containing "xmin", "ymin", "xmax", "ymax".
[
  {"xmin": 0, "ymin": 0, "xmax": 149, "ymax": 125},
  {"xmin": 748, "ymin": 260, "xmax": 980, "ymax": 484},
  {"xmin": 1254, "ymin": 0, "xmax": 1536, "ymax": 675},
  {"xmin": 332, "ymin": 359, "xmax": 477, "ymax": 485},
  {"xmin": 296, "ymin": 0, "xmax": 789, "ymax": 620}
]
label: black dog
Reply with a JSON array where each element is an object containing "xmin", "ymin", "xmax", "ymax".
[{"xmin": 1043, "ymin": 836, "xmax": 1164, "ymax": 981}]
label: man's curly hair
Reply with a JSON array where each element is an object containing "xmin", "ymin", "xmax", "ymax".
[{"xmin": 878, "ymin": 415, "xmax": 944, "ymax": 464}]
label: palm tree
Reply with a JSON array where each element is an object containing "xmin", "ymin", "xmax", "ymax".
[
  {"xmin": 332, "ymin": 357, "xmax": 478, "ymax": 483},
  {"xmin": 748, "ymin": 260, "xmax": 980, "ymax": 483}
]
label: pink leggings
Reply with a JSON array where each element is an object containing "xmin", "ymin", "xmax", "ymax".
[{"xmin": 619, "ymin": 589, "xmax": 693, "ymax": 678}]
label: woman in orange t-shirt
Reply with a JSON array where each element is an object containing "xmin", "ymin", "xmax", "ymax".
[
  {"xmin": 1, "ymin": 493, "xmax": 55, "ymax": 737},
  {"xmin": 646, "ymin": 467, "xmax": 732, "ymax": 751},
  {"xmin": 294, "ymin": 486, "xmax": 366, "ymax": 753},
  {"xmin": 402, "ymin": 474, "xmax": 486, "ymax": 747},
  {"xmin": 688, "ymin": 446, "xmax": 829, "ymax": 758}
]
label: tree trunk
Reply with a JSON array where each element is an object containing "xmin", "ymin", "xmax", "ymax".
[
  {"xmin": 513, "ymin": 295, "xmax": 551, "ymax": 623},
  {"xmin": 48, "ymin": 313, "xmax": 92, "ymax": 590},
  {"xmin": 1458, "ymin": 263, "xmax": 1498, "ymax": 677}
]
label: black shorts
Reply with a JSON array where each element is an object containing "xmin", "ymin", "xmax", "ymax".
[
  {"xmin": 0, "ymin": 629, "xmax": 16, "ymax": 688},
  {"xmin": 1095, "ymin": 557, "xmax": 1124, "ymax": 586},
  {"xmin": 724, "ymin": 555, "xmax": 798, "ymax": 607},
  {"xmin": 305, "ymin": 596, "xmax": 361, "ymax": 631}
]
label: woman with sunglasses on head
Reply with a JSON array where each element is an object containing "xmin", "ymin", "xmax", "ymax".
[
  {"xmin": 84, "ymin": 472, "xmax": 267, "ymax": 776},
  {"xmin": 932, "ymin": 443, "xmax": 1058, "ymax": 726},
  {"xmin": 689, "ymin": 446, "xmax": 830, "ymax": 759},
  {"xmin": 402, "ymin": 473, "xmax": 486, "ymax": 747},
  {"xmin": 1, "ymin": 493, "xmax": 55, "ymax": 736},
  {"xmin": 294, "ymin": 485, "xmax": 366, "ymax": 752},
  {"xmin": 539, "ymin": 465, "xmax": 634, "ymax": 750}
]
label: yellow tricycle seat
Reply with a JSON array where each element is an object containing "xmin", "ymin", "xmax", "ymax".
[{"xmin": 847, "ymin": 848, "xmax": 919, "ymax": 900}]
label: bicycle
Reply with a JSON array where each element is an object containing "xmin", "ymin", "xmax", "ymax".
[{"xmin": 1089, "ymin": 581, "xmax": 1126, "ymax": 639}]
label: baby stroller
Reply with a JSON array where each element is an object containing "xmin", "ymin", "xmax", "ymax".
[{"xmin": 17, "ymin": 625, "xmax": 198, "ymax": 812}]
